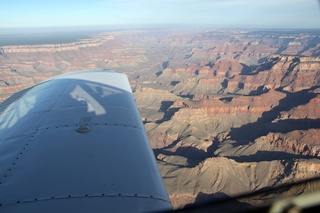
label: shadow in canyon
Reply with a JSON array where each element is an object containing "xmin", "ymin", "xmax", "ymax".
[
  {"xmin": 228, "ymin": 150, "xmax": 314, "ymax": 163},
  {"xmin": 155, "ymin": 71, "xmax": 163, "ymax": 77},
  {"xmin": 154, "ymin": 86, "xmax": 320, "ymax": 168},
  {"xmin": 248, "ymin": 86, "xmax": 270, "ymax": 96},
  {"xmin": 153, "ymin": 137, "xmax": 219, "ymax": 168},
  {"xmin": 181, "ymin": 192, "xmax": 252, "ymax": 213},
  {"xmin": 156, "ymin": 101, "xmax": 180, "ymax": 123},
  {"xmin": 297, "ymin": 36, "xmax": 320, "ymax": 56},
  {"xmin": 170, "ymin": 81, "xmax": 180, "ymax": 86},
  {"xmin": 254, "ymin": 56, "xmax": 280, "ymax": 74},
  {"xmin": 177, "ymin": 94, "xmax": 194, "ymax": 99},
  {"xmin": 228, "ymin": 86, "xmax": 320, "ymax": 145},
  {"xmin": 240, "ymin": 63, "xmax": 252, "ymax": 75},
  {"xmin": 153, "ymin": 133, "xmax": 317, "ymax": 168},
  {"xmin": 153, "ymin": 146, "xmax": 209, "ymax": 168}
]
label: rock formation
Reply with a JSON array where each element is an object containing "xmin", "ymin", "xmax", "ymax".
[{"xmin": 0, "ymin": 28, "xmax": 319, "ymax": 209}]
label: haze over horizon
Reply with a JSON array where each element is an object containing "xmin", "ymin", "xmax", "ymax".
[{"xmin": 1, "ymin": 0, "xmax": 320, "ymax": 30}]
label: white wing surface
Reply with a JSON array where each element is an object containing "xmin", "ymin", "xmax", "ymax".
[{"xmin": 0, "ymin": 70, "xmax": 171, "ymax": 212}]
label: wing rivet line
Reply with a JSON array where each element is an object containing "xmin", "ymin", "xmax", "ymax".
[
  {"xmin": 0, "ymin": 129, "xmax": 39, "ymax": 185},
  {"xmin": 0, "ymin": 120, "xmax": 144, "ymax": 183},
  {"xmin": 0, "ymin": 194, "xmax": 170, "ymax": 206}
]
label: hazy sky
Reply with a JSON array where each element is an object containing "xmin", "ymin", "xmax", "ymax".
[{"xmin": 1, "ymin": 0, "xmax": 320, "ymax": 29}]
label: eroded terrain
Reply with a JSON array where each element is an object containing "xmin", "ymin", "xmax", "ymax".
[{"xmin": 1, "ymin": 28, "xmax": 320, "ymax": 209}]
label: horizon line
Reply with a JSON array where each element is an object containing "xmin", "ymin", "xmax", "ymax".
[{"xmin": 1, "ymin": 24, "xmax": 320, "ymax": 32}]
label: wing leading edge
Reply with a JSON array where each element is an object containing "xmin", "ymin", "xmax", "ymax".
[{"xmin": 0, "ymin": 70, "xmax": 171, "ymax": 212}]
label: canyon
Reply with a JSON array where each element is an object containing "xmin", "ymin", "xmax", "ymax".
[{"xmin": 0, "ymin": 28, "xmax": 320, "ymax": 209}]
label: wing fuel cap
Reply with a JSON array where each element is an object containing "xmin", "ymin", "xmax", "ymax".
[{"xmin": 75, "ymin": 125, "xmax": 91, "ymax": 133}]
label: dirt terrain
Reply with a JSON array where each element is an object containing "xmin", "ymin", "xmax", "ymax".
[{"xmin": 0, "ymin": 28, "xmax": 320, "ymax": 209}]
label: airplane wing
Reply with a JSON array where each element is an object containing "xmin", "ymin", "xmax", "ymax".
[{"xmin": 0, "ymin": 70, "xmax": 171, "ymax": 212}]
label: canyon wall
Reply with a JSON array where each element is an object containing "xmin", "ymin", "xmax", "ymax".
[{"xmin": 0, "ymin": 29, "xmax": 319, "ymax": 209}]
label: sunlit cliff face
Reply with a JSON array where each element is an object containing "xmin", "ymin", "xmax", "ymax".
[{"xmin": 0, "ymin": 28, "xmax": 319, "ymax": 209}]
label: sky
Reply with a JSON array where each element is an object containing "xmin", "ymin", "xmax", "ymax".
[{"xmin": 1, "ymin": 0, "xmax": 320, "ymax": 29}]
